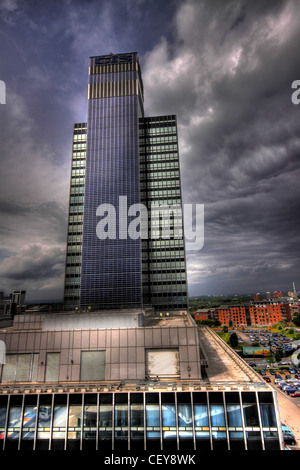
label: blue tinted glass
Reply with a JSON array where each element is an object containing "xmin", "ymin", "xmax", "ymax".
[
  {"xmin": 194, "ymin": 405, "xmax": 209, "ymax": 426},
  {"xmin": 80, "ymin": 93, "xmax": 142, "ymax": 309},
  {"xmin": 162, "ymin": 405, "xmax": 176, "ymax": 427}
]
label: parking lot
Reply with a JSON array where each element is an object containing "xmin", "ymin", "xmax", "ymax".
[
  {"xmin": 237, "ymin": 328, "xmax": 296, "ymax": 354},
  {"xmin": 237, "ymin": 329, "xmax": 300, "ymax": 449}
]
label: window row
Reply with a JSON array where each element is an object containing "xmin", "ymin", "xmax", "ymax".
[
  {"xmin": 140, "ymin": 136, "xmax": 177, "ymax": 144},
  {"xmin": 0, "ymin": 351, "xmax": 106, "ymax": 384},
  {"xmin": 73, "ymin": 143, "xmax": 87, "ymax": 150},
  {"xmin": 140, "ymin": 161, "xmax": 179, "ymax": 170},
  {"xmin": 139, "ymin": 126, "xmax": 177, "ymax": 135},
  {"xmin": 140, "ymin": 170, "xmax": 180, "ymax": 179},
  {"xmin": 72, "ymin": 151, "xmax": 86, "ymax": 159},
  {"xmin": 0, "ymin": 391, "xmax": 281, "ymax": 450},
  {"xmin": 71, "ymin": 160, "xmax": 86, "ymax": 168},
  {"xmin": 71, "ymin": 177, "xmax": 85, "ymax": 185},
  {"xmin": 71, "ymin": 169, "xmax": 85, "ymax": 176},
  {"xmin": 140, "ymin": 180, "xmax": 180, "ymax": 190},
  {"xmin": 73, "ymin": 134, "xmax": 87, "ymax": 142},
  {"xmin": 141, "ymin": 152, "xmax": 179, "ymax": 162}
]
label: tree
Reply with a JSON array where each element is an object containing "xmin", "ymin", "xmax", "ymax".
[
  {"xmin": 293, "ymin": 314, "xmax": 300, "ymax": 327},
  {"xmin": 223, "ymin": 325, "xmax": 229, "ymax": 333},
  {"xmin": 275, "ymin": 351, "xmax": 282, "ymax": 363},
  {"xmin": 229, "ymin": 332, "xmax": 238, "ymax": 348},
  {"xmin": 266, "ymin": 353, "xmax": 275, "ymax": 364}
]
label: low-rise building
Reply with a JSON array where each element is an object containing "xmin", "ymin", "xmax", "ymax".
[
  {"xmin": 214, "ymin": 301, "xmax": 292, "ymax": 327},
  {"xmin": 213, "ymin": 305, "xmax": 248, "ymax": 327},
  {"xmin": 0, "ymin": 309, "xmax": 284, "ymax": 451},
  {"xmin": 194, "ymin": 309, "xmax": 213, "ymax": 322}
]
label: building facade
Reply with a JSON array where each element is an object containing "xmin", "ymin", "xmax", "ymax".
[
  {"xmin": 249, "ymin": 301, "xmax": 292, "ymax": 325},
  {"xmin": 140, "ymin": 116, "xmax": 188, "ymax": 311},
  {"xmin": 194, "ymin": 309, "xmax": 213, "ymax": 322},
  {"xmin": 213, "ymin": 305, "xmax": 248, "ymax": 327},
  {"xmin": 80, "ymin": 52, "xmax": 143, "ymax": 310},
  {"xmin": 0, "ymin": 312, "xmax": 283, "ymax": 451},
  {"xmin": 63, "ymin": 53, "xmax": 188, "ymax": 312},
  {"xmin": 214, "ymin": 301, "xmax": 292, "ymax": 327},
  {"xmin": 64, "ymin": 123, "xmax": 87, "ymax": 308}
]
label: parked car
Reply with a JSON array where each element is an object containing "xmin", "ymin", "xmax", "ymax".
[
  {"xmin": 281, "ymin": 384, "xmax": 290, "ymax": 391},
  {"xmin": 290, "ymin": 390, "xmax": 300, "ymax": 397},
  {"xmin": 286, "ymin": 378, "xmax": 299, "ymax": 384},
  {"xmin": 275, "ymin": 374, "xmax": 282, "ymax": 379},
  {"xmin": 259, "ymin": 369, "xmax": 266, "ymax": 376},
  {"xmin": 263, "ymin": 376, "xmax": 271, "ymax": 382},
  {"xmin": 275, "ymin": 377, "xmax": 284, "ymax": 384},
  {"xmin": 283, "ymin": 432, "xmax": 296, "ymax": 445},
  {"xmin": 270, "ymin": 369, "xmax": 276, "ymax": 375},
  {"xmin": 282, "ymin": 424, "xmax": 296, "ymax": 445},
  {"xmin": 289, "ymin": 368, "xmax": 296, "ymax": 374},
  {"xmin": 278, "ymin": 381, "xmax": 287, "ymax": 389}
]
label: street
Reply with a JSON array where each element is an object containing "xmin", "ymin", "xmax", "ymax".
[{"xmin": 273, "ymin": 383, "xmax": 300, "ymax": 450}]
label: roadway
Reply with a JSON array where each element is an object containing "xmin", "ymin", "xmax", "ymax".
[
  {"xmin": 272, "ymin": 382, "xmax": 300, "ymax": 450},
  {"xmin": 244, "ymin": 363, "xmax": 300, "ymax": 450}
]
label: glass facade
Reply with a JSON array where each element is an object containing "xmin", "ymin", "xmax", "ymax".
[
  {"xmin": 139, "ymin": 116, "xmax": 188, "ymax": 311},
  {"xmin": 80, "ymin": 53, "xmax": 144, "ymax": 309},
  {"xmin": 0, "ymin": 391, "xmax": 281, "ymax": 450},
  {"xmin": 64, "ymin": 123, "xmax": 87, "ymax": 310}
]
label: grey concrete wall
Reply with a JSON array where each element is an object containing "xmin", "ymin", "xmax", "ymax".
[{"xmin": 0, "ymin": 325, "xmax": 202, "ymax": 383}]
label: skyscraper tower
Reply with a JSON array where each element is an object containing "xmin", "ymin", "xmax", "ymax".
[{"xmin": 64, "ymin": 52, "xmax": 188, "ymax": 312}]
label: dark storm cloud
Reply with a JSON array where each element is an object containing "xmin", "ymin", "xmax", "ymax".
[
  {"xmin": 1, "ymin": 244, "xmax": 65, "ymax": 282},
  {"xmin": 0, "ymin": 0, "xmax": 299, "ymax": 299},
  {"xmin": 142, "ymin": 0, "xmax": 300, "ymax": 295},
  {"xmin": 0, "ymin": 0, "xmax": 184, "ymax": 300}
]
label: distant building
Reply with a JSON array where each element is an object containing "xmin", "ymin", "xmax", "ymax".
[
  {"xmin": 251, "ymin": 300, "xmax": 292, "ymax": 324},
  {"xmin": 10, "ymin": 290, "xmax": 26, "ymax": 306},
  {"xmin": 290, "ymin": 304, "xmax": 300, "ymax": 314},
  {"xmin": 273, "ymin": 291, "xmax": 284, "ymax": 298},
  {"xmin": 213, "ymin": 305, "xmax": 248, "ymax": 327},
  {"xmin": 0, "ymin": 290, "xmax": 26, "ymax": 318},
  {"xmin": 214, "ymin": 300, "xmax": 292, "ymax": 327},
  {"xmin": 194, "ymin": 309, "xmax": 213, "ymax": 322},
  {"xmin": 253, "ymin": 293, "xmax": 261, "ymax": 301}
]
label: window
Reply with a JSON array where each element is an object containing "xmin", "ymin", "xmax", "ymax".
[
  {"xmin": 80, "ymin": 351, "xmax": 105, "ymax": 381},
  {"xmin": 1, "ymin": 354, "xmax": 39, "ymax": 383},
  {"xmin": 45, "ymin": 353, "xmax": 60, "ymax": 382},
  {"xmin": 146, "ymin": 349, "xmax": 179, "ymax": 378},
  {"xmin": 242, "ymin": 392, "xmax": 259, "ymax": 427},
  {"xmin": 227, "ymin": 404, "xmax": 243, "ymax": 427}
]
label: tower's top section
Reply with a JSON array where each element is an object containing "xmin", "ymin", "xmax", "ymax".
[
  {"xmin": 88, "ymin": 51, "xmax": 144, "ymax": 102},
  {"xmin": 89, "ymin": 51, "xmax": 139, "ymax": 67}
]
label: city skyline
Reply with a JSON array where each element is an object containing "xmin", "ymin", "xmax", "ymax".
[{"xmin": 0, "ymin": 0, "xmax": 300, "ymax": 302}]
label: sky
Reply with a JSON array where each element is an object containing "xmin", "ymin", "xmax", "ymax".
[{"xmin": 0, "ymin": 0, "xmax": 299, "ymax": 302}]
